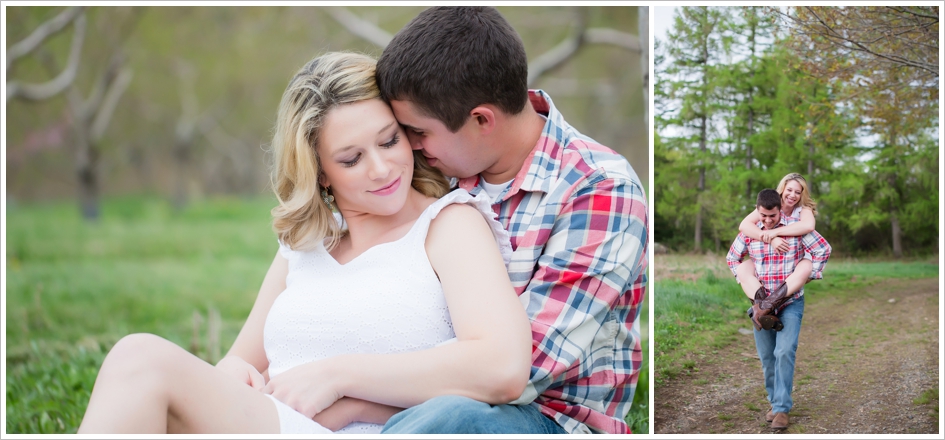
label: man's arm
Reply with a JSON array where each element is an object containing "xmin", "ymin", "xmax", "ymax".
[
  {"xmin": 510, "ymin": 175, "xmax": 647, "ymax": 414},
  {"xmin": 726, "ymin": 233, "xmax": 750, "ymax": 277}
]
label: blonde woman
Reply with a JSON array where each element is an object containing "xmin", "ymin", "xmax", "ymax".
[
  {"xmin": 734, "ymin": 173, "xmax": 822, "ymax": 325},
  {"xmin": 77, "ymin": 52, "xmax": 531, "ymax": 434}
]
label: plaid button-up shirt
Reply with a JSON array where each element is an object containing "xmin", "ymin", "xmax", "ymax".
[
  {"xmin": 726, "ymin": 215, "xmax": 831, "ymax": 303},
  {"xmin": 457, "ymin": 90, "xmax": 648, "ymax": 434}
]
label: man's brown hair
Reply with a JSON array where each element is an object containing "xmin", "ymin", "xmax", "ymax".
[
  {"xmin": 376, "ymin": 6, "xmax": 529, "ymax": 132},
  {"xmin": 756, "ymin": 189, "xmax": 782, "ymax": 211}
]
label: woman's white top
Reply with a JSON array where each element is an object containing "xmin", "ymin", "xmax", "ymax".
[{"xmin": 263, "ymin": 189, "xmax": 511, "ymax": 434}]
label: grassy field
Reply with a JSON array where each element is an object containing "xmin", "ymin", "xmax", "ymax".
[
  {"xmin": 653, "ymin": 253, "xmax": 940, "ymax": 386},
  {"xmin": 5, "ymin": 196, "xmax": 649, "ymax": 434}
]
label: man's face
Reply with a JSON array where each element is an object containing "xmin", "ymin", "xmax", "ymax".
[
  {"xmin": 389, "ymin": 99, "xmax": 487, "ymax": 179},
  {"xmin": 757, "ymin": 205, "xmax": 781, "ymax": 230}
]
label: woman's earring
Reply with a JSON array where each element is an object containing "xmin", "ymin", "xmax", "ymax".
[{"xmin": 321, "ymin": 188, "xmax": 334, "ymax": 207}]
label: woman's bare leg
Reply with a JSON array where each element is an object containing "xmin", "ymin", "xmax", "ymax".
[
  {"xmin": 735, "ymin": 261, "xmax": 762, "ymax": 300},
  {"xmin": 78, "ymin": 333, "xmax": 280, "ymax": 434},
  {"xmin": 784, "ymin": 259, "xmax": 812, "ymax": 296}
]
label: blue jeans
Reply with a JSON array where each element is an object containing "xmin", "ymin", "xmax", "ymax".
[
  {"xmin": 381, "ymin": 395, "xmax": 567, "ymax": 434},
  {"xmin": 753, "ymin": 296, "xmax": 804, "ymax": 413}
]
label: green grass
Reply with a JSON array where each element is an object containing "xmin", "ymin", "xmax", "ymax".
[
  {"xmin": 653, "ymin": 255, "xmax": 939, "ymax": 386},
  {"xmin": 913, "ymin": 388, "xmax": 939, "ymax": 406},
  {"xmin": 624, "ymin": 283, "xmax": 650, "ymax": 434},
  {"xmin": 6, "ymin": 196, "xmax": 281, "ymax": 433},
  {"xmin": 654, "ymin": 270, "xmax": 747, "ymax": 384}
]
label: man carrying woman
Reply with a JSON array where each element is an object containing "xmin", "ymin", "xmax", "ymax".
[{"xmin": 727, "ymin": 185, "xmax": 832, "ymax": 430}]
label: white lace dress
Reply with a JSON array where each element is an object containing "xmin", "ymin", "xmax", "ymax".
[{"xmin": 262, "ymin": 189, "xmax": 511, "ymax": 434}]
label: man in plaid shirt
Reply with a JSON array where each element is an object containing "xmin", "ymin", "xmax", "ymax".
[
  {"xmin": 376, "ymin": 6, "xmax": 648, "ymax": 435},
  {"xmin": 726, "ymin": 189, "xmax": 831, "ymax": 430}
]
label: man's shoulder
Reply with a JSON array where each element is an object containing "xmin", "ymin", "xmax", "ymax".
[{"xmin": 539, "ymin": 129, "xmax": 642, "ymax": 198}]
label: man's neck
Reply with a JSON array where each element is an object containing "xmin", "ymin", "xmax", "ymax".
[{"xmin": 479, "ymin": 102, "xmax": 546, "ymax": 185}]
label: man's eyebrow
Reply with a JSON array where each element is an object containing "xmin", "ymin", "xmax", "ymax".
[{"xmin": 399, "ymin": 123, "xmax": 421, "ymax": 132}]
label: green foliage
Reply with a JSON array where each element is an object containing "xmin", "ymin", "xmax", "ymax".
[{"xmin": 655, "ymin": 6, "xmax": 939, "ymax": 255}]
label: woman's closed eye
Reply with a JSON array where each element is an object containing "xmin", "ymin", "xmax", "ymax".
[
  {"xmin": 380, "ymin": 134, "xmax": 400, "ymax": 148},
  {"xmin": 340, "ymin": 154, "xmax": 361, "ymax": 168}
]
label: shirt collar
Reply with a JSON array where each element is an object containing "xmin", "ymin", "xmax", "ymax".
[{"xmin": 458, "ymin": 89, "xmax": 560, "ymax": 198}]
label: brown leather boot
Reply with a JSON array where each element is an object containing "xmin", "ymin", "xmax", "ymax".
[
  {"xmin": 771, "ymin": 412, "xmax": 789, "ymax": 429},
  {"xmin": 747, "ymin": 286, "xmax": 768, "ymax": 330},
  {"xmin": 765, "ymin": 409, "xmax": 775, "ymax": 422},
  {"xmin": 760, "ymin": 281, "xmax": 791, "ymax": 312}
]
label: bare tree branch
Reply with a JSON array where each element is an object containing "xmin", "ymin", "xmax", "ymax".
[
  {"xmin": 90, "ymin": 67, "xmax": 133, "ymax": 143},
  {"xmin": 325, "ymin": 6, "xmax": 645, "ymax": 88},
  {"xmin": 803, "ymin": 7, "xmax": 938, "ymax": 76},
  {"xmin": 7, "ymin": 13, "xmax": 86, "ymax": 102},
  {"xmin": 886, "ymin": 6, "xmax": 939, "ymax": 21},
  {"xmin": 584, "ymin": 28, "xmax": 641, "ymax": 53},
  {"xmin": 528, "ymin": 8, "xmax": 587, "ymax": 85},
  {"xmin": 6, "ymin": 6, "xmax": 84, "ymax": 71},
  {"xmin": 324, "ymin": 6, "xmax": 392, "ymax": 48}
]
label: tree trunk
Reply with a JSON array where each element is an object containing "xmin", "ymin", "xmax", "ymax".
[
  {"xmin": 695, "ymin": 113, "xmax": 706, "ymax": 252},
  {"xmin": 746, "ymin": 16, "xmax": 756, "ymax": 202},
  {"xmin": 73, "ymin": 115, "xmax": 100, "ymax": 220},
  {"xmin": 890, "ymin": 209, "xmax": 903, "ymax": 258}
]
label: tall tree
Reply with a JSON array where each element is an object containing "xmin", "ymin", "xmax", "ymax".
[
  {"xmin": 776, "ymin": 6, "xmax": 939, "ymax": 257},
  {"xmin": 660, "ymin": 6, "xmax": 728, "ymax": 252}
]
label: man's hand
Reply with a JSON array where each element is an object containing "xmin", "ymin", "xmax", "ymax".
[
  {"xmin": 311, "ymin": 397, "xmax": 361, "ymax": 431},
  {"xmin": 262, "ymin": 358, "xmax": 344, "ymax": 419},
  {"xmin": 215, "ymin": 356, "xmax": 266, "ymax": 390}
]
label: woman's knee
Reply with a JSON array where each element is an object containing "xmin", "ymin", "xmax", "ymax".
[
  {"xmin": 736, "ymin": 261, "xmax": 756, "ymax": 279},
  {"xmin": 99, "ymin": 333, "xmax": 181, "ymax": 383}
]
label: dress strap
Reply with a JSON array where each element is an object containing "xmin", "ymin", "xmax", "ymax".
[{"xmin": 411, "ymin": 188, "xmax": 513, "ymax": 268}]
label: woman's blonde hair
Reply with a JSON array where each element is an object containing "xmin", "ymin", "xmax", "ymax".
[
  {"xmin": 776, "ymin": 172, "xmax": 818, "ymax": 216},
  {"xmin": 269, "ymin": 52, "xmax": 449, "ymax": 251}
]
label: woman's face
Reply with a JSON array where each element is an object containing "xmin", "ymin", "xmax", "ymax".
[
  {"xmin": 317, "ymin": 98, "xmax": 414, "ymax": 217},
  {"xmin": 781, "ymin": 180, "xmax": 803, "ymax": 211}
]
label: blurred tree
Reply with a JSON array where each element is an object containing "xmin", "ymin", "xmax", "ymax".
[
  {"xmin": 7, "ymin": 7, "xmax": 139, "ymax": 220},
  {"xmin": 6, "ymin": 6, "xmax": 646, "ymax": 212},
  {"xmin": 659, "ymin": 6, "xmax": 729, "ymax": 252},
  {"xmin": 6, "ymin": 6, "xmax": 85, "ymax": 102}
]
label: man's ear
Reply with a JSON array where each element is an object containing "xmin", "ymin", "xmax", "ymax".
[{"xmin": 468, "ymin": 105, "xmax": 496, "ymax": 135}]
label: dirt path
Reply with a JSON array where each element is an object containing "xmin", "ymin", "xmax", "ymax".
[{"xmin": 655, "ymin": 277, "xmax": 940, "ymax": 434}]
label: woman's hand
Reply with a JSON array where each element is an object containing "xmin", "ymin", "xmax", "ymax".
[
  {"xmin": 215, "ymin": 356, "xmax": 266, "ymax": 390},
  {"xmin": 262, "ymin": 358, "xmax": 344, "ymax": 418},
  {"xmin": 770, "ymin": 237, "xmax": 789, "ymax": 253},
  {"xmin": 760, "ymin": 229, "xmax": 781, "ymax": 243}
]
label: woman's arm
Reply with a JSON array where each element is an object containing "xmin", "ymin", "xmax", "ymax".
[
  {"xmin": 263, "ymin": 204, "xmax": 532, "ymax": 417},
  {"xmin": 217, "ymin": 250, "xmax": 288, "ymax": 377},
  {"xmin": 738, "ymin": 209, "xmax": 764, "ymax": 241},
  {"xmin": 763, "ymin": 207, "xmax": 816, "ymax": 240}
]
